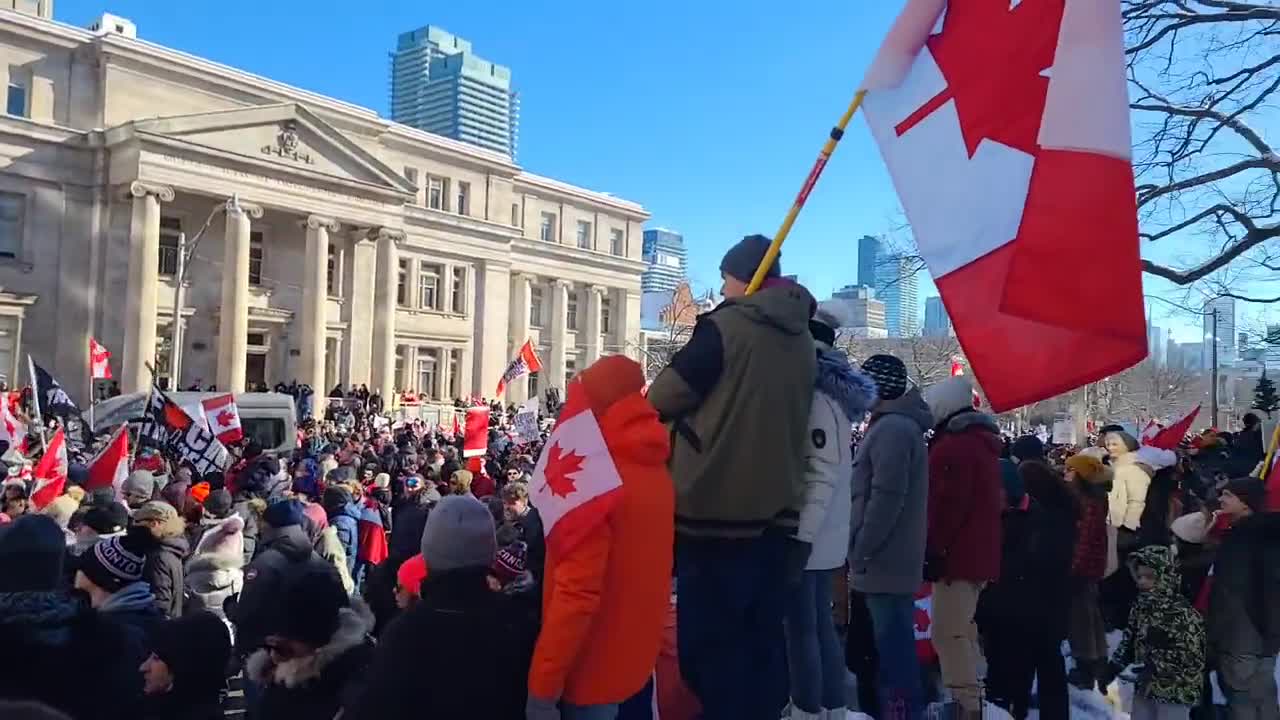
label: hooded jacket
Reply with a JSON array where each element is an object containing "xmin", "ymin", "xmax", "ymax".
[
  {"xmin": 143, "ymin": 530, "xmax": 189, "ymax": 619},
  {"xmin": 926, "ymin": 410, "xmax": 1004, "ymax": 583},
  {"xmin": 1206, "ymin": 511, "xmax": 1280, "ymax": 658},
  {"xmin": 228, "ymin": 524, "xmax": 321, "ymax": 655},
  {"xmin": 850, "ymin": 387, "xmax": 932, "ymax": 595},
  {"xmin": 184, "ymin": 515, "xmax": 246, "ymax": 620},
  {"xmin": 99, "ymin": 580, "xmax": 163, "ymax": 665},
  {"xmin": 528, "ymin": 357, "xmax": 676, "ymax": 706},
  {"xmin": 1111, "ymin": 546, "xmax": 1205, "ymax": 705},
  {"xmin": 323, "ymin": 491, "xmax": 360, "ymax": 577},
  {"xmin": 0, "ymin": 590, "xmax": 142, "ymax": 720},
  {"xmin": 1108, "ymin": 451, "xmax": 1152, "ymax": 530},
  {"xmin": 647, "ymin": 283, "xmax": 817, "ymax": 539},
  {"xmin": 799, "ymin": 348, "xmax": 877, "ymax": 570},
  {"xmin": 245, "ymin": 601, "xmax": 375, "ymax": 720}
]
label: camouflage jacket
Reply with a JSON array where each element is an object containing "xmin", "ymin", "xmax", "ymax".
[{"xmin": 1112, "ymin": 546, "xmax": 1206, "ymax": 706}]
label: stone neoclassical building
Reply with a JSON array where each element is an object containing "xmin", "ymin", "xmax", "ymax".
[{"xmin": 0, "ymin": 7, "xmax": 649, "ymax": 406}]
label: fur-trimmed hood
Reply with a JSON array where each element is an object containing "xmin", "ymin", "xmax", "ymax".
[
  {"xmin": 245, "ymin": 600, "xmax": 374, "ymax": 689},
  {"xmin": 187, "ymin": 515, "xmax": 246, "ymax": 575},
  {"xmin": 815, "ymin": 348, "xmax": 877, "ymax": 422}
]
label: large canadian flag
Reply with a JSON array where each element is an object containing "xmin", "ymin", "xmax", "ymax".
[
  {"xmin": 529, "ymin": 382, "xmax": 623, "ymax": 555},
  {"xmin": 462, "ymin": 405, "xmax": 490, "ymax": 458},
  {"xmin": 862, "ymin": 0, "xmax": 1147, "ymax": 411},
  {"xmin": 202, "ymin": 393, "xmax": 244, "ymax": 445},
  {"xmin": 85, "ymin": 424, "xmax": 130, "ymax": 496},
  {"xmin": 30, "ymin": 428, "xmax": 68, "ymax": 510}
]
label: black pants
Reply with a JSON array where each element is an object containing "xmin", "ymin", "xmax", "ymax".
[
  {"xmin": 984, "ymin": 625, "xmax": 1069, "ymax": 720},
  {"xmin": 845, "ymin": 590, "xmax": 883, "ymax": 717}
]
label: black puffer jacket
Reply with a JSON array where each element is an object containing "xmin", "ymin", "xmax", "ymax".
[
  {"xmin": 143, "ymin": 533, "xmax": 189, "ymax": 619},
  {"xmin": 227, "ymin": 525, "xmax": 324, "ymax": 655}
]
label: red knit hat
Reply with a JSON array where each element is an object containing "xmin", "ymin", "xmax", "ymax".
[
  {"xmin": 491, "ymin": 541, "xmax": 528, "ymax": 586},
  {"xmin": 396, "ymin": 553, "xmax": 428, "ymax": 598}
]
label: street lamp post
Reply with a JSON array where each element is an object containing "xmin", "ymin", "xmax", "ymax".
[
  {"xmin": 167, "ymin": 196, "xmax": 237, "ymax": 386},
  {"xmin": 1211, "ymin": 309, "xmax": 1220, "ymax": 428}
]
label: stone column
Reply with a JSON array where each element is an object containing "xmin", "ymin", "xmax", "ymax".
[
  {"xmin": 121, "ymin": 181, "xmax": 173, "ymax": 393},
  {"xmin": 548, "ymin": 279, "xmax": 570, "ymax": 391},
  {"xmin": 506, "ymin": 273, "xmax": 531, "ymax": 402},
  {"xmin": 438, "ymin": 346, "xmax": 451, "ymax": 402},
  {"xmin": 300, "ymin": 215, "xmax": 339, "ymax": 410},
  {"xmin": 216, "ymin": 198, "xmax": 264, "ymax": 393},
  {"xmin": 584, "ymin": 286, "xmax": 604, "ymax": 366},
  {"xmin": 370, "ymin": 227, "xmax": 405, "ymax": 402},
  {"xmin": 345, "ymin": 232, "xmax": 376, "ymax": 387},
  {"xmin": 621, "ymin": 289, "xmax": 643, "ymax": 361}
]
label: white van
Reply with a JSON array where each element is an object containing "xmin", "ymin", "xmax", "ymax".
[{"xmin": 91, "ymin": 391, "xmax": 298, "ymax": 456}]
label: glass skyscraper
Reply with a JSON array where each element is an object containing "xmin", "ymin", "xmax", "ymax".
[
  {"xmin": 641, "ymin": 228, "xmax": 688, "ymax": 294},
  {"xmin": 390, "ymin": 26, "xmax": 519, "ymax": 158}
]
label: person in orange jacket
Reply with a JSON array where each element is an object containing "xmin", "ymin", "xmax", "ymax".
[{"xmin": 526, "ymin": 356, "xmax": 675, "ymax": 720}]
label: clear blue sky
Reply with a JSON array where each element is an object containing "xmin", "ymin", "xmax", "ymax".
[{"xmin": 54, "ymin": 0, "xmax": 1265, "ymax": 341}]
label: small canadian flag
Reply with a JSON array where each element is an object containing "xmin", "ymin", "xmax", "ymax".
[
  {"xmin": 86, "ymin": 424, "xmax": 130, "ymax": 497},
  {"xmin": 529, "ymin": 380, "xmax": 623, "ymax": 554},
  {"xmin": 202, "ymin": 393, "xmax": 244, "ymax": 445},
  {"xmin": 30, "ymin": 428, "xmax": 68, "ymax": 510},
  {"xmin": 89, "ymin": 338, "xmax": 112, "ymax": 380}
]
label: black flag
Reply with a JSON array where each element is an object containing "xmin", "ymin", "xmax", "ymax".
[
  {"xmin": 140, "ymin": 385, "xmax": 230, "ymax": 475},
  {"xmin": 28, "ymin": 357, "xmax": 93, "ymax": 450}
]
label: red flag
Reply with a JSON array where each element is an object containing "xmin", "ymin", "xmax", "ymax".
[
  {"xmin": 89, "ymin": 338, "xmax": 113, "ymax": 380},
  {"xmin": 0, "ymin": 393, "xmax": 26, "ymax": 454},
  {"xmin": 30, "ymin": 429, "xmax": 68, "ymax": 510},
  {"xmin": 451, "ymin": 414, "xmax": 461, "ymax": 438},
  {"xmin": 528, "ymin": 377, "xmax": 624, "ymax": 555},
  {"xmin": 862, "ymin": 0, "xmax": 1145, "ymax": 411},
  {"xmin": 85, "ymin": 425, "xmax": 130, "ymax": 496},
  {"xmin": 1147, "ymin": 405, "xmax": 1200, "ymax": 451},
  {"xmin": 463, "ymin": 406, "xmax": 490, "ymax": 458},
  {"xmin": 495, "ymin": 340, "xmax": 543, "ymax": 397},
  {"xmin": 202, "ymin": 393, "xmax": 244, "ymax": 445}
]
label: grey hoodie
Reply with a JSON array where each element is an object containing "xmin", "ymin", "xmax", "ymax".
[{"xmin": 849, "ymin": 387, "xmax": 932, "ymax": 595}]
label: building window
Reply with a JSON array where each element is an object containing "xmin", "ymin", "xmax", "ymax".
[
  {"xmin": 5, "ymin": 81, "xmax": 26, "ymax": 118},
  {"xmin": 397, "ymin": 258, "xmax": 409, "ymax": 306},
  {"xmin": 539, "ymin": 212, "xmax": 556, "ymax": 242},
  {"xmin": 0, "ymin": 193, "xmax": 21, "ymax": 258},
  {"xmin": 248, "ymin": 231, "xmax": 264, "ymax": 286},
  {"xmin": 528, "ymin": 371, "xmax": 539, "ymax": 399},
  {"xmin": 510, "ymin": 203, "xmax": 520, "ymax": 227},
  {"xmin": 456, "ymin": 182, "xmax": 470, "ymax": 216},
  {"xmin": 394, "ymin": 346, "xmax": 406, "ymax": 392},
  {"xmin": 576, "ymin": 221, "xmax": 592, "ymax": 250},
  {"xmin": 427, "ymin": 177, "xmax": 445, "ymax": 210},
  {"xmin": 451, "ymin": 266, "xmax": 466, "ymax": 314},
  {"xmin": 418, "ymin": 262, "xmax": 441, "ymax": 310},
  {"xmin": 417, "ymin": 348, "xmax": 439, "ymax": 399},
  {"xmin": 448, "ymin": 348, "xmax": 462, "ymax": 399},
  {"xmin": 326, "ymin": 244, "xmax": 340, "ymax": 296},
  {"xmin": 0, "ymin": 315, "xmax": 18, "ymax": 387},
  {"xmin": 567, "ymin": 291, "xmax": 579, "ymax": 330},
  {"xmin": 530, "ymin": 286, "xmax": 544, "ymax": 327},
  {"xmin": 157, "ymin": 217, "xmax": 181, "ymax": 275},
  {"xmin": 565, "ymin": 358, "xmax": 577, "ymax": 383},
  {"xmin": 609, "ymin": 228, "xmax": 625, "ymax": 256},
  {"xmin": 601, "ymin": 297, "xmax": 612, "ymax": 334}
]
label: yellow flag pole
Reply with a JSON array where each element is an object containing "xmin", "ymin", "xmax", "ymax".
[
  {"xmin": 1258, "ymin": 421, "xmax": 1280, "ymax": 480},
  {"xmin": 745, "ymin": 89, "xmax": 868, "ymax": 295}
]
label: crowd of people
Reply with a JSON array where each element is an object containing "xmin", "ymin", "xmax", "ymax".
[{"xmin": 0, "ymin": 234, "xmax": 1277, "ymax": 720}]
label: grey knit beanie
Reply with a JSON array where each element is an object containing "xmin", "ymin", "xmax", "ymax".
[{"xmin": 420, "ymin": 496, "xmax": 496, "ymax": 572}]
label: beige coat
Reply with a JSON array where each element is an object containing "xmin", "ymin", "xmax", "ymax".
[{"xmin": 1108, "ymin": 452, "xmax": 1152, "ymax": 530}]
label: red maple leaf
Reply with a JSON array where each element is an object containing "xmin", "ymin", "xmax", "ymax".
[
  {"xmin": 217, "ymin": 409, "xmax": 236, "ymax": 428},
  {"xmin": 541, "ymin": 443, "xmax": 584, "ymax": 499},
  {"xmin": 895, "ymin": 0, "xmax": 1066, "ymax": 158}
]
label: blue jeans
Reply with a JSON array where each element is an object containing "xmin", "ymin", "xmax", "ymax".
[
  {"xmin": 677, "ymin": 532, "xmax": 789, "ymax": 720},
  {"xmin": 784, "ymin": 569, "xmax": 846, "ymax": 713},
  {"xmin": 865, "ymin": 592, "xmax": 924, "ymax": 720},
  {"xmin": 562, "ymin": 703, "xmax": 619, "ymax": 720}
]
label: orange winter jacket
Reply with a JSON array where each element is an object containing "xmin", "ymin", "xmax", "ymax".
[{"xmin": 528, "ymin": 357, "xmax": 675, "ymax": 706}]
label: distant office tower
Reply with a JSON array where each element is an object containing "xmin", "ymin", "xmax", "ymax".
[
  {"xmin": 390, "ymin": 26, "xmax": 519, "ymax": 157},
  {"xmin": 875, "ymin": 254, "xmax": 920, "ymax": 338},
  {"xmin": 831, "ymin": 285, "xmax": 888, "ymax": 338},
  {"xmin": 641, "ymin": 228, "xmax": 688, "ymax": 294},
  {"xmin": 857, "ymin": 235, "xmax": 883, "ymax": 289},
  {"xmin": 1147, "ymin": 325, "xmax": 1167, "ymax": 367},
  {"xmin": 1202, "ymin": 296, "xmax": 1237, "ymax": 368},
  {"xmin": 923, "ymin": 296, "xmax": 952, "ymax": 337}
]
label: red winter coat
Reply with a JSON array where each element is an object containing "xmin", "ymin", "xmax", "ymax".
[
  {"xmin": 926, "ymin": 412, "xmax": 1003, "ymax": 583},
  {"xmin": 1071, "ymin": 490, "xmax": 1109, "ymax": 580}
]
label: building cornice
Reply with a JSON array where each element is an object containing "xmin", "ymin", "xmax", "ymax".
[
  {"xmin": 512, "ymin": 238, "xmax": 648, "ymax": 277},
  {"xmin": 515, "ymin": 173, "xmax": 648, "ymax": 219}
]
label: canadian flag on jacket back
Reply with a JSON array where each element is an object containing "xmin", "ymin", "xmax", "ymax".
[
  {"xmin": 529, "ymin": 376, "xmax": 624, "ymax": 555},
  {"xmin": 862, "ymin": 0, "xmax": 1147, "ymax": 411}
]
